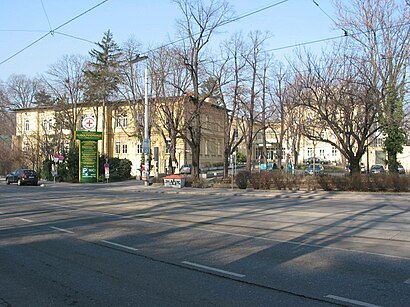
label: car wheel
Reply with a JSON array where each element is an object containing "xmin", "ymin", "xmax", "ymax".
[
  {"xmin": 6, "ymin": 179, "xmax": 10, "ymax": 185},
  {"xmin": 17, "ymin": 179, "xmax": 22, "ymax": 186}
]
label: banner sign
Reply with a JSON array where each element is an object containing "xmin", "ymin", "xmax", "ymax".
[
  {"xmin": 75, "ymin": 130, "xmax": 102, "ymax": 141},
  {"xmin": 79, "ymin": 140, "xmax": 99, "ymax": 183}
]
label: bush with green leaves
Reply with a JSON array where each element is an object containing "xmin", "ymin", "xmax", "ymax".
[{"xmin": 99, "ymin": 157, "xmax": 131, "ymax": 181}]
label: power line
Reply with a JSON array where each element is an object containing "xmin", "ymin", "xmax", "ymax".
[
  {"xmin": 0, "ymin": 0, "xmax": 108, "ymax": 66},
  {"xmin": 143, "ymin": 0, "xmax": 289, "ymax": 55},
  {"xmin": 40, "ymin": 0, "xmax": 53, "ymax": 32},
  {"xmin": 54, "ymin": 31, "xmax": 96, "ymax": 44},
  {"xmin": 312, "ymin": 0, "xmax": 348, "ymax": 36},
  {"xmin": 0, "ymin": 29, "xmax": 49, "ymax": 33}
]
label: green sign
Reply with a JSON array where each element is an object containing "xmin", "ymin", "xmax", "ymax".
[
  {"xmin": 75, "ymin": 130, "xmax": 102, "ymax": 141},
  {"xmin": 79, "ymin": 140, "xmax": 99, "ymax": 183}
]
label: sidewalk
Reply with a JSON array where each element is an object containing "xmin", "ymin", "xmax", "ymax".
[{"xmin": 33, "ymin": 179, "xmax": 410, "ymax": 201}]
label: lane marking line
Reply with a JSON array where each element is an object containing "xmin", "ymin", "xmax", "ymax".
[
  {"xmin": 16, "ymin": 217, "xmax": 33, "ymax": 222},
  {"xmin": 100, "ymin": 240, "xmax": 138, "ymax": 252},
  {"xmin": 49, "ymin": 226, "xmax": 74, "ymax": 234},
  {"xmin": 405, "ymin": 278, "xmax": 410, "ymax": 284},
  {"xmin": 18, "ymin": 199, "xmax": 410, "ymax": 261},
  {"xmin": 325, "ymin": 295, "xmax": 381, "ymax": 307},
  {"xmin": 182, "ymin": 261, "xmax": 245, "ymax": 278}
]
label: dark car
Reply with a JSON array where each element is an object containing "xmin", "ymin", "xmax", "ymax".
[
  {"xmin": 304, "ymin": 164, "xmax": 324, "ymax": 176},
  {"xmin": 369, "ymin": 164, "xmax": 385, "ymax": 174},
  {"xmin": 6, "ymin": 169, "xmax": 38, "ymax": 186},
  {"xmin": 398, "ymin": 164, "xmax": 405, "ymax": 174}
]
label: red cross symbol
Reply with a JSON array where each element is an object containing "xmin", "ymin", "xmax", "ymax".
[
  {"xmin": 85, "ymin": 120, "xmax": 94, "ymax": 127},
  {"xmin": 82, "ymin": 117, "xmax": 95, "ymax": 130}
]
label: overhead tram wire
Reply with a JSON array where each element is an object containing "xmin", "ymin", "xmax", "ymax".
[
  {"xmin": 54, "ymin": 32, "xmax": 96, "ymax": 44},
  {"xmin": 143, "ymin": 0, "xmax": 289, "ymax": 55},
  {"xmin": 0, "ymin": 0, "xmax": 108, "ymax": 66},
  {"xmin": 312, "ymin": 0, "xmax": 348, "ymax": 36},
  {"xmin": 41, "ymin": 0, "xmax": 53, "ymax": 33}
]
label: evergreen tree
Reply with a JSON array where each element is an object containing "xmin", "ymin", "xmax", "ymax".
[
  {"xmin": 84, "ymin": 30, "xmax": 122, "ymax": 157},
  {"xmin": 84, "ymin": 30, "xmax": 122, "ymax": 102}
]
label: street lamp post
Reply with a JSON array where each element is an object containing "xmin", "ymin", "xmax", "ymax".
[{"xmin": 130, "ymin": 55, "xmax": 150, "ymax": 186}]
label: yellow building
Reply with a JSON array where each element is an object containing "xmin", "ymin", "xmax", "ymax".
[{"xmin": 13, "ymin": 98, "xmax": 226, "ymax": 177}]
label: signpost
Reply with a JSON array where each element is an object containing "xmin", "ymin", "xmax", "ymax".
[
  {"xmin": 51, "ymin": 153, "xmax": 63, "ymax": 184},
  {"xmin": 104, "ymin": 161, "xmax": 109, "ymax": 183},
  {"xmin": 75, "ymin": 130, "xmax": 102, "ymax": 183}
]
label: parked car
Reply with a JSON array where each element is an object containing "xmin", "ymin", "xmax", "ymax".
[
  {"xmin": 369, "ymin": 164, "xmax": 385, "ymax": 174},
  {"xmin": 398, "ymin": 164, "xmax": 405, "ymax": 174},
  {"xmin": 304, "ymin": 164, "xmax": 324, "ymax": 176},
  {"xmin": 6, "ymin": 169, "xmax": 38, "ymax": 186},
  {"xmin": 179, "ymin": 164, "xmax": 201, "ymax": 174},
  {"xmin": 179, "ymin": 164, "xmax": 192, "ymax": 174}
]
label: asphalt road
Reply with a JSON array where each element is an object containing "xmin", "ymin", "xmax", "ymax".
[{"xmin": 1, "ymin": 180, "xmax": 410, "ymax": 306}]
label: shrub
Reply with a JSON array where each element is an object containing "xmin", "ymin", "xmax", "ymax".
[
  {"xmin": 235, "ymin": 171, "xmax": 250, "ymax": 189},
  {"xmin": 250, "ymin": 172, "xmax": 271, "ymax": 189},
  {"xmin": 99, "ymin": 157, "xmax": 132, "ymax": 181},
  {"xmin": 269, "ymin": 171, "xmax": 286, "ymax": 190}
]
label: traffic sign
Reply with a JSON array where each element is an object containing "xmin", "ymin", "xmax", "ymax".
[{"xmin": 143, "ymin": 138, "xmax": 150, "ymax": 155}]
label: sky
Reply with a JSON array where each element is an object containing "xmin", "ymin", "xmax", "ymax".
[{"xmin": 0, "ymin": 0, "xmax": 342, "ymax": 81}]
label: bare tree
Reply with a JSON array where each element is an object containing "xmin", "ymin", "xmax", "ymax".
[
  {"xmin": 149, "ymin": 46, "xmax": 190, "ymax": 174},
  {"xmin": 0, "ymin": 82, "xmax": 19, "ymax": 173},
  {"xmin": 290, "ymin": 49, "xmax": 382, "ymax": 173},
  {"xmin": 210, "ymin": 33, "xmax": 245, "ymax": 178},
  {"xmin": 42, "ymin": 54, "xmax": 87, "ymax": 142},
  {"xmin": 173, "ymin": 0, "xmax": 232, "ymax": 180},
  {"xmin": 6, "ymin": 74, "xmax": 39, "ymax": 109},
  {"xmin": 238, "ymin": 31, "xmax": 269, "ymax": 172},
  {"xmin": 336, "ymin": 0, "xmax": 410, "ymax": 172}
]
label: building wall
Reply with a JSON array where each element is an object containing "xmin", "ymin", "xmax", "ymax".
[{"xmin": 13, "ymin": 101, "xmax": 226, "ymax": 177}]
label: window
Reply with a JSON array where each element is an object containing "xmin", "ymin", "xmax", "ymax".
[
  {"xmin": 43, "ymin": 119, "xmax": 48, "ymax": 130},
  {"xmin": 375, "ymin": 137, "xmax": 384, "ymax": 147},
  {"xmin": 205, "ymin": 140, "xmax": 208, "ymax": 155},
  {"xmin": 24, "ymin": 119, "xmax": 30, "ymax": 131},
  {"xmin": 319, "ymin": 149, "xmax": 325, "ymax": 157},
  {"xmin": 122, "ymin": 114, "xmax": 127, "ymax": 128},
  {"xmin": 116, "ymin": 113, "xmax": 128, "ymax": 128},
  {"xmin": 115, "ymin": 141, "xmax": 120, "ymax": 154},
  {"xmin": 23, "ymin": 142, "xmax": 29, "ymax": 151},
  {"xmin": 307, "ymin": 147, "xmax": 313, "ymax": 157},
  {"xmin": 122, "ymin": 144, "xmax": 128, "ymax": 154},
  {"xmin": 165, "ymin": 140, "xmax": 171, "ymax": 154},
  {"xmin": 137, "ymin": 143, "xmax": 142, "ymax": 154},
  {"xmin": 332, "ymin": 146, "xmax": 337, "ymax": 157}
]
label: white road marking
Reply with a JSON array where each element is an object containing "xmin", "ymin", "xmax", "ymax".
[
  {"xmin": 50, "ymin": 226, "xmax": 74, "ymax": 234},
  {"xmin": 182, "ymin": 261, "xmax": 245, "ymax": 278},
  {"xmin": 11, "ymin": 198, "xmax": 410, "ymax": 261},
  {"xmin": 405, "ymin": 278, "xmax": 410, "ymax": 284},
  {"xmin": 100, "ymin": 240, "xmax": 138, "ymax": 251},
  {"xmin": 325, "ymin": 295, "xmax": 381, "ymax": 307},
  {"xmin": 16, "ymin": 217, "xmax": 33, "ymax": 222}
]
